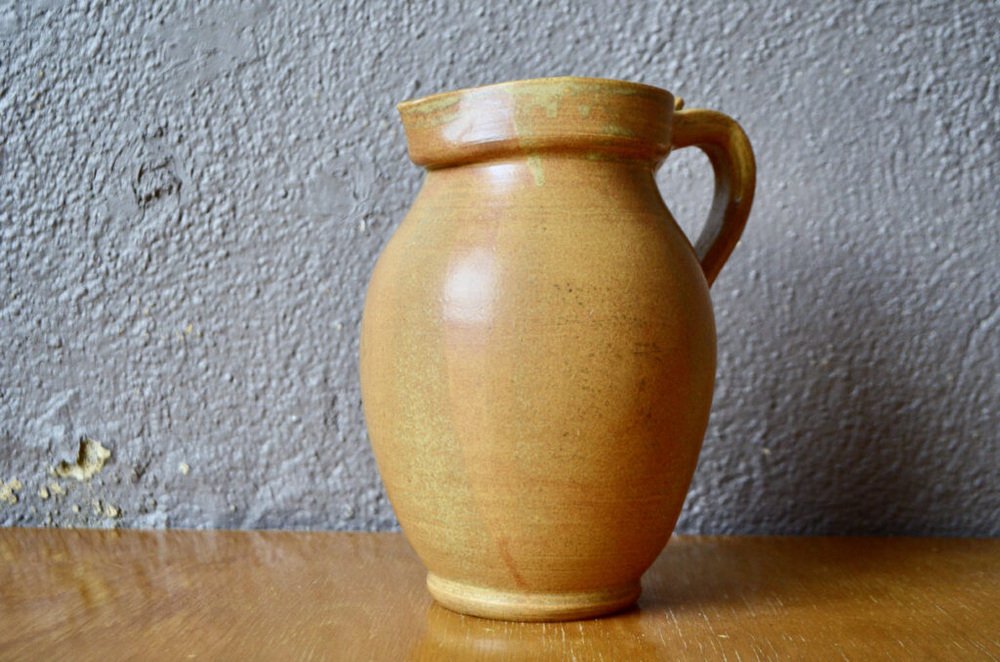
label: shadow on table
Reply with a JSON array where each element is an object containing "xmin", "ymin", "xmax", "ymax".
[{"xmin": 407, "ymin": 535, "xmax": 974, "ymax": 660}]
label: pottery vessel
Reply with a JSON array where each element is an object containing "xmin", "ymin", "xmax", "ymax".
[{"xmin": 360, "ymin": 77, "xmax": 755, "ymax": 621}]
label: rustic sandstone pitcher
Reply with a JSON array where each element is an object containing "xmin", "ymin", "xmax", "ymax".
[{"xmin": 360, "ymin": 77, "xmax": 755, "ymax": 621}]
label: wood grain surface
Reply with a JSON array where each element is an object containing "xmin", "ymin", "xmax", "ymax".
[{"xmin": 1, "ymin": 529, "xmax": 998, "ymax": 660}]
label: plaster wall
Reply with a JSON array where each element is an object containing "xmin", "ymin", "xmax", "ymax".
[{"xmin": 2, "ymin": 0, "xmax": 997, "ymax": 534}]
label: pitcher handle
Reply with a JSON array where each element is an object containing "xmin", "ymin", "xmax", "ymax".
[{"xmin": 669, "ymin": 99, "xmax": 756, "ymax": 287}]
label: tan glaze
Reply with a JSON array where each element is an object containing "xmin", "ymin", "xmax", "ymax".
[
  {"xmin": 360, "ymin": 77, "xmax": 756, "ymax": 621},
  {"xmin": 4, "ymin": 530, "xmax": 1000, "ymax": 659}
]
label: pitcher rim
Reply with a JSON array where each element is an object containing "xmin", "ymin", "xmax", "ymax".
[{"xmin": 397, "ymin": 76, "xmax": 673, "ymax": 114}]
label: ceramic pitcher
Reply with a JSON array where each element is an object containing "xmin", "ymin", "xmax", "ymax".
[{"xmin": 360, "ymin": 76, "xmax": 755, "ymax": 621}]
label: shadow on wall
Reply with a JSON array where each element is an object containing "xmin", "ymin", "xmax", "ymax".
[
  {"xmin": 656, "ymin": 118, "xmax": 996, "ymax": 536},
  {"xmin": 700, "ymin": 237, "xmax": 991, "ymax": 537}
]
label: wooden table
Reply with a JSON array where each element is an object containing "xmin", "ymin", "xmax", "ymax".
[{"xmin": 1, "ymin": 529, "xmax": 998, "ymax": 660}]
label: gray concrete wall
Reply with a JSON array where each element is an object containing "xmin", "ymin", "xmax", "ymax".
[{"xmin": 2, "ymin": 0, "xmax": 997, "ymax": 535}]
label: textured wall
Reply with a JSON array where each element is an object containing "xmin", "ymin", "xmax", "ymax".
[{"xmin": 1, "ymin": 1, "xmax": 997, "ymax": 535}]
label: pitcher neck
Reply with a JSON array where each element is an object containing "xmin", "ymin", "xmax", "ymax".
[{"xmin": 398, "ymin": 77, "xmax": 675, "ymax": 169}]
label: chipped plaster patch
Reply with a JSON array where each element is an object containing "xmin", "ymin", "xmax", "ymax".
[
  {"xmin": 89, "ymin": 498, "xmax": 122, "ymax": 520},
  {"xmin": 1, "ymin": 478, "xmax": 23, "ymax": 505},
  {"xmin": 54, "ymin": 439, "xmax": 112, "ymax": 481}
]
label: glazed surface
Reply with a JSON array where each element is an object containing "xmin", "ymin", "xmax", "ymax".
[{"xmin": 362, "ymin": 157, "xmax": 714, "ymax": 603}]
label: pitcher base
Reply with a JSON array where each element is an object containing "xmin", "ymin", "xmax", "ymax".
[{"xmin": 426, "ymin": 573, "xmax": 641, "ymax": 622}]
